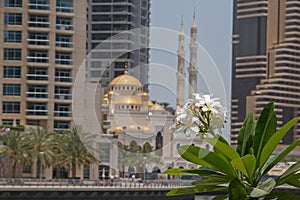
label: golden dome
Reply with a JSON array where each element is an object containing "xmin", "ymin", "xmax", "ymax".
[
  {"xmin": 104, "ymin": 93, "xmax": 108, "ymax": 97},
  {"xmin": 114, "ymin": 126, "xmax": 124, "ymax": 133},
  {"xmin": 148, "ymin": 100, "xmax": 154, "ymax": 106},
  {"xmin": 108, "ymin": 91, "xmax": 114, "ymax": 95},
  {"xmin": 143, "ymin": 126, "xmax": 152, "ymax": 133},
  {"xmin": 110, "ymin": 72, "xmax": 142, "ymax": 87},
  {"xmin": 150, "ymin": 104, "xmax": 164, "ymax": 111},
  {"xmin": 142, "ymin": 92, "xmax": 148, "ymax": 96},
  {"xmin": 116, "ymin": 97, "xmax": 141, "ymax": 105},
  {"xmin": 127, "ymin": 124, "xmax": 139, "ymax": 131}
]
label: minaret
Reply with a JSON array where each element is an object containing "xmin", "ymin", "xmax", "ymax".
[
  {"xmin": 176, "ymin": 17, "xmax": 186, "ymax": 108},
  {"xmin": 188, "ymin": 9, "xmax": 198, "ymax": 99}
]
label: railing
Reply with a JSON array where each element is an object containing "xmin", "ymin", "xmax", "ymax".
[
  {"xmin": 26, "ymin": 92, "xmax": 48, "ymax": 98},
  {"xmin": 56, "ymin": 25, "xmax": 73, "ymax": 31},
  {"xmin": 54, "ymin": 111, "xmax": 71, "ymax": 117},
  {"xmin": 27, "ymin": 39, "xmax": 49, "ymax": 46},
  {"xmin": 27, "ymin": 56, "xmax": 49, "ymax": 63},
  {"xmin": 55, "ymin": 59, "xmax": 72, "ymax": 65},
  {"xmin": 28, "ymin": 3, "xmax": 49, "ymax": 10},
  {"xmin": 55, "ymin": 76, "xmax": 72, "ymax": 82},
  {"xmin": 28, "ymin": 21, "xmax": 49, "ymax": 28},
  {"xmin": 0, "ymin": 178, "xmax": 188, "ymax": 189},
  {"xmin": 55, "ymin": 94, "xmax": 72, "ymax": 100},
  {"xmin": 56, "ymin": 6, "xmax": 73, "ymax": 13},
  {"xmin": 27, "ymin": 74, "xmax": 48, "ymax": 81},
  {"xmin": 56, "ymin": 41, "xmax": 73, "ymax": 48},
  {"xmin": 26, "ymin": 110, "xmax": 48, "ymax": 116}
]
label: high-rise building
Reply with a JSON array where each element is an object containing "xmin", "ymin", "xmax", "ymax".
[
  {"xmin": 231, "ymin": 0, "xmax": 300, "ymax": 145},
  {"xmin": 0, "ymin": 0, "xmax": 87, "ymax": 130},
  {"xmin": 86, "ymin": 0, "xmax": 150, "ymax": 89}
]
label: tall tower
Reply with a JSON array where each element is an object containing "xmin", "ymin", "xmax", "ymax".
[
  {"xmin": 188, "ymin": 11, "xmax": 198, "ymax": 99},
  {"xmin": 86, "ymin": 0, "xmax": 150, "ymax": 90},
  {"xmin": 176, "ymin": 19, "xmax": 186, "ymax": 108},
  {"xmin": 0, "ymin": 0, "xmax": 86, "ymax": 130},
  {"xmin": 231, "ymin": 0, "xmax": 300, "ymax": 146}
]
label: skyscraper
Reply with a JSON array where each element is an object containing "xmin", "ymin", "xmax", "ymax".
[
  {"xmin": 231, "ymin": 0, "xmax": 300, "ymax": 145},
  {"xmin": 0, "ymin": 0, "xmax": 86, "ymax": 130},
  {"xmin": 86, "ymin": 0, "xmax": 150, "ymax": 89}
]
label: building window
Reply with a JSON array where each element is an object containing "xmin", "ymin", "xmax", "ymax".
[
  {"xmin": 3, "ymin": 84, "xmax": 21, "ymax": 96},
  {"xmin": 27, "ymin": 85, "xmax": 48, "ymax": 98},
  {"xmin": 4, "ymin": 31, "xmax": 22, "ymax": 43},
  {"xmin": 23, "ymin": 164, "xmax": 32, "ymax": 173},
  {"xmin": 55, "ymin": 86, "xmax": 71, "ymax": 100},
  {"xmin": 3, "ymin": 66, "xmax": 21, "ymax": 78},
  {"xmin": 27, "ymin": 67, "xmax": 48, "ymax": 81},
  {"xmin": 54, "ymin": 121, "xmax": 70, "ymax": 129},
  {"xmin": 2, "ymin": 102, "xmax": 20, "ymax": 113},
  {"xmin": 28, "ymin": 32, "xmax": 49, "ymax": 45},
  {"xmin": 99, "ymin": 143, "xmax": 110, "ymax": 163},
  {"xmin": 4, "ymin": 0, "xmax": 22, "ymax": 7},
  {"xmin": 26, "ymin": 120, "xmax": 40, "ymax": 126},
  {"xmin": 28, "ymin": 15, "xmax": 49, "ymax": 28},
  {"xmin": 55, "ymin": 52, "xmax": 72, "ymax": 65},
  {"xmin": 26, "ymin": 102, "xmax": 47, "ymax": 116},
  {"xmin": 56, "ymin": 34, "xmax": 72, "ymax": 48},
  {"xmin": 28, "ymin": 0, "xmax": 49, "ymax": 10},
  {"xmin": 27, "ymin": 50, "xmax": 48, "ymax": 63},
  {"xmin": 56, "ymin": 17, "xmax": 73, "ymax": 30},
  {"xmin": 56, "ymin": 0, "xmax": 73, "ymax": 13},
  {"xmin": 4, "ymin": 13, "xmax": 22, "ymax": 25},
  {"xmin": 83, "ymin": 165, "xmax": 90, "ymax": 179},
  {"xmin": 54, "ymin": 103, "xmax": 71, "ymax": 117},
  {"xmin": 4, "ymin": 48, "xmax": 22, "ymax": 60},
  {"xmin": 55, "ymin": 69, "xmax": 72, "ymax": 82}
]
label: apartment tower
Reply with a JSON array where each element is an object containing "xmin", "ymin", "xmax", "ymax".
[
  {"xmin": 86, "ymin": 0, "xmax": 150, "ymax": 89},
  {"xmin": 231, "ymin": 0, "xmax": 300, "ymax": 145},
  {"xmin": 0, "ymin": 0, "xmax": 87, "ymax": 130}
]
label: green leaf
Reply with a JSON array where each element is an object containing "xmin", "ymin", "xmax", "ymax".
[
  {"xmin": 167, "ymin": 185, "xmax": 227, "ymax": 196},
  {"xmin": 250, "ymin": 178, "xmax": 276, "ymax": 198},
  {"xmin": 191, "ymin": 178, "xmax": 228, "ymax": 186},
  {"xmin": 286, "ymin": 173, "xmax": 300, "ymax": 187},
  {"xmin": 178, "ymin": 145, "xmax": 237, "ymax": 178},
  {"xmin": 259, "ymin": 117, "xmax": 300, "ymax": 169},
  {"xmin": 205, "ymin": 135, "xmax": 240, "ymax": 161},
  {"xmin": 265, "ymin": 192, "xmax": 300, "ymax": 200},
  {"xmin": 228, "ymin": 179, "xmax": 247, "ymax": 200},
  {"xmin": 253, "ymin": 102, "xmax": 277, "ymax": 165},
  {"xmin": 261, "ymin": 139, "xmax": 300, "ymax": 178},
  {"xmin": 237, "ymin": 113, "xmax": 255, "ymax": 156},
  {"xmin": 212, "ymin": 193, "xmax": 229, "ymax": 200},
  {"xmin": 277, "ymin": 161, "xmax": 300, "ymax": 185},
  {"xmin": 231, "ymin": 154, "xmax": 256, "ymax": 179}
]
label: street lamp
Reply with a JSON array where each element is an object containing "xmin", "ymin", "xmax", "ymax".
[
  {"xmin": 143, "ymin": 157, "xmax": 147, "ymax": 184},
  {"xmin": 39, "ymin": 152, "xmax": 44, "ymax": 182}
]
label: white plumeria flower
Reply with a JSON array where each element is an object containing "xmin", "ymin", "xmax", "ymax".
[{"xmin": 173, "ymin": 93, "xmax": 227, "ymax": 137}]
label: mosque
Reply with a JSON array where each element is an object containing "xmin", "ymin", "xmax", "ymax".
[{"xmin": 90, "ymin": 14, "xmax": 210, "ymax": 180}]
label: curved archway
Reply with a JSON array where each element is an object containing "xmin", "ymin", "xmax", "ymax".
[{"xmin": 130, "ymin": 140, "xmax": 137, "ymax": 148}]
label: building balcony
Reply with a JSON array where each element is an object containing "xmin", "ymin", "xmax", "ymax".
[
  {"xmin": 28, "ymin": 21, "xmax": 49, "ymax": 28},
  {"xmin": 56, "ymin": 6, "xmax": 73, "ymax": 13},
  {"xmin": 27, "ymin": 39, "xmax": 49, "ymax": 46},
  {"xmin": 27, "ymin": 74, "xmax": 48, "ymax": 81},
  {"xmin": 26, "ymin": 109, "xmax": 48, "ymax": 116},
  {"xmin": 26, "ymin": 92, "xmax": 48, "ymax": 99},
  {"xmin": 56, "ymin": 25, "xmax": 73, "ymax": 31},
  {"xmin": 56, "ymin": 41, "xmax": 73, "ymax": 48},
  {"xmin": 55, "ymin": 94, "xmax": 72, "ymax": 100},
  {"xmin": 102, "ymin": 120, "xmax": 111, "ymax": 129},
  {"xmin": 55, "ymin": 76, "xmax": 72, "ymax": 83},
  {"xmin": 27, "ymin": 56, "xmax": 49, "ymax": 63},
  {"xmin": 28, "ymin": 3, "xmax": 49, "ymax": 10},
  {"xmin": 55, "ymin": 58, "xmax": 72, "ymax": 65},
  {"xmin": 54, "ymin": 111, "xmax": 72, "ymax": 117}
]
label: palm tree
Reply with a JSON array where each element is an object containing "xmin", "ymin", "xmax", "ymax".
[
  {"xmin": 55, "ymin": 126, "xmax": 99, "ymax": 178},
  {"xmin": 0, "ymin": 130, "xmax": 31, "ymax": 178},
  {"xmin": 27, "ymin": 127, "xmax": 57, "ymax": 178}
]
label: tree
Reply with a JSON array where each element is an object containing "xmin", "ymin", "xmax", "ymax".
[
  {"xmin": 27, "ymin": 127, "xmax": 57, "ymax": 178},
  {"xmin": 55, "ymin": 126, "xmax": 99, "ymax": 178},
  {"xmin": 0, "ymin": 130, "xmax": 31, "ymax": 178}
]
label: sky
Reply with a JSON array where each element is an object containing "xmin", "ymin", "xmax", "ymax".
[{"xmin": 148, "ymin": 0, "xmax": 233, "ymax": 110}]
